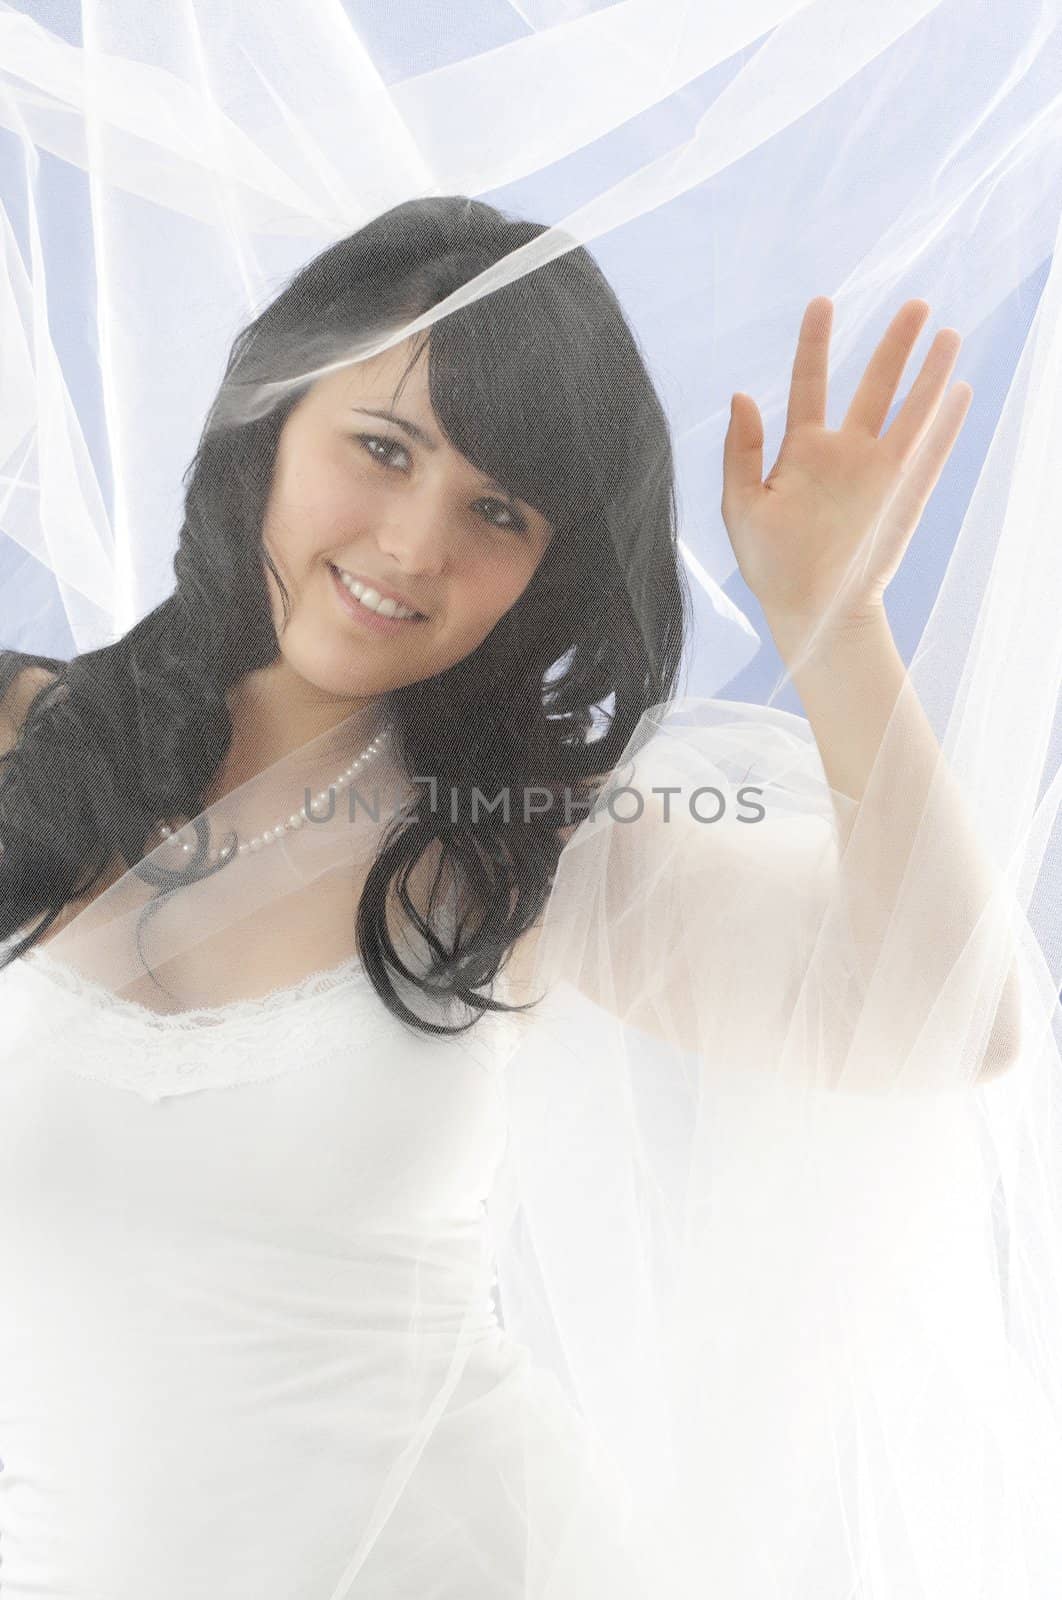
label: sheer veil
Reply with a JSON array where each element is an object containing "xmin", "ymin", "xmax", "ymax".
[{"xmin": 3, "ymin": 3, "xmax": 1062, "ymax": 1595}]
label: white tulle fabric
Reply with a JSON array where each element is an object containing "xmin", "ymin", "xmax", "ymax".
[
  {"xmin": 498, "ymin": 701, "xmax": 1057, "ymax": 1599},
  {"xmin": 2, "ymin": 2, "xmax": 1062, "ymax": 1597},
  {"xmin": 0, "ymin": 689, "xmax": 1051, "ymax": 1599}
]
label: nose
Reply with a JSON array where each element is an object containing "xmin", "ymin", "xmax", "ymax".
[{"xmin": 372, "ymin": 487, "xmax": 449, "ymax": 577}]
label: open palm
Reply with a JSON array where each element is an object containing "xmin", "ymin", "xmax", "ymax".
[{"xmin": 721, "ymin": 297, "xmax": 973, "ymax": 634}]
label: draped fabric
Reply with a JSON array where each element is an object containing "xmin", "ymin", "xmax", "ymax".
[{"xmin": 2, "ymin": 3, "xmax": 1062, "ymax": 1596}]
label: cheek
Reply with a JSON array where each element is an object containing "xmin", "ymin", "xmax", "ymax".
[
  {"xmin": 267, "ymin": 441, "xmax": 377, "ymax": 555},
  {"xmin": 450, "ymin": 553, "xmax": 542, "ymax": 639}
]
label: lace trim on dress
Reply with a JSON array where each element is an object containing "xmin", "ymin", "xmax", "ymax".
[
  {"xmin": 20, "ymin": 942, "xmax": 366, "ymax": 1029},
  {"xmin": 3, "ymin": 946, "xmax": 380, "ymax": 1100},
  {"xmin": 3, "ymin": 940, "xmax": 522, "ymax": 1101}
]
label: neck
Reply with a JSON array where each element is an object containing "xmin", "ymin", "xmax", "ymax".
[{"xmin": 202, "ymin": 661, "xmax": 386, "ymax": 811}]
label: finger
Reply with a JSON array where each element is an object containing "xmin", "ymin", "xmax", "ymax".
[
  {"xmin": 880, "ymin": 383, "xmax": 973, "ymax": 539},
  {"xmin": 785, "ymin": 297, "xmax": 833, "ymax": 433},
  {"xmin": 881, "ymin": 328, "xmax": 963, "ymax": 468},
  {"xmin": 721, "ymin": 392, "xmax": 764, "ymax": 516},
  {"xmin": 842, "ymin": 299, "xmax": 931, "ymax": 438}
]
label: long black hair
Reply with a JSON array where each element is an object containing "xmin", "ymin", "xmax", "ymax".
[{"xmin": 0, "ymin": 195, "xmax": 690, "ymax": 1035}]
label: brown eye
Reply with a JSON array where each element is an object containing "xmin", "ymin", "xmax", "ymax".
[
  {"xmin": 475, "ymin": 498, "xmax": 528, "ymax": 534},
  {"xmin": 357, "ymin": 433, "xmax": 529, "ymax": 536},
  {"xmin": 356, "ymin": 433, "xmax": 409, "ymax": 470}
]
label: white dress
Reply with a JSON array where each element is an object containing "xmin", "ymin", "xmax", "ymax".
[
  {"xmin": 2, "ymin": 700, "xmax": 1056, "ymax": 1600},
  {"xmin": 0, "ymin": 937, "xmax": 640, "ymax": 1599}
]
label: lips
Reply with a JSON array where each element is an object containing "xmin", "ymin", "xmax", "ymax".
[
  {"xmin": 329, "ymin": 564, "xmax": 426, "ymax": 619},
  {"xmin": 327, "ymin": 563, "xmax": 427, "ymax": 635}
]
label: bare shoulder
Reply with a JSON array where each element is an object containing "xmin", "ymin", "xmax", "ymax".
[
  {"xmin": 0, "ymin": 665, "xmax": 60, "ymax": 758},
  {"xmin": 399, "ymin": 772, "xmax": 610, "ymax": 1002},
  {"xmin": 505, "ymin": 773, "xmax": 609, "ymax": 997},
  {"xmin": 504, "ymin": 918, "xmax": 544, "ymax": 1005},
  {"xmin": 555, "ymin": 769, "xmax": 609, "ymax": 846}
]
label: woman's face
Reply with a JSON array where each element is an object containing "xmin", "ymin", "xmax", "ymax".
[{"xmin": 258, "ymin": 337, "xmax": 555, "ymax": 702}]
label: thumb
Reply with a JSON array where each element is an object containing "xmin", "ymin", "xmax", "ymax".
[{"xmin": 722, "ymin": 393, "xmax": 764, "ymax": 517}]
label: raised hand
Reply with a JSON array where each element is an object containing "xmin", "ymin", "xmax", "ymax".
[{"xmin": 721, "ymin": 296, "xmax": 973, "ymax": 638}]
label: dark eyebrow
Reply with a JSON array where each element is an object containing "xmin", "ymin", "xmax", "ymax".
[
  {"xmin": 353, "ymin": 407, "xmax": 439, "ymax": 451},
  {"xmin": 351, "ymin": 406, "xmax": 516, "ymax": 502}
]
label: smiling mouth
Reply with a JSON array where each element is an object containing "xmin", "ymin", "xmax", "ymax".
[{"xmin": 328, "ymin": 563, "xmax": 427, "ymax": 621}]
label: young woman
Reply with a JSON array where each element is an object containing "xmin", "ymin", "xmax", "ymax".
[{"xmin": 0, "ymin": 196, "xmax": 1036, "ymax": 1597}]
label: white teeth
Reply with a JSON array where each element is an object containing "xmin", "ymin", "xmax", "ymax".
[{"xmin": 335, "ymin": 567, "xmax": 419, "ymax": 620}]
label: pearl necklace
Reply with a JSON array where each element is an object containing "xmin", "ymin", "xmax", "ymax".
[{"xmin": 155, "ymin": 727, "xmax": 390, "ymax": 866}]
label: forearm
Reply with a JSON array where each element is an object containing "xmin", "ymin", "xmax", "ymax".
[{"xmin": 767, "ymin": 609, "xmax": 1023, "ymax": 1080}]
